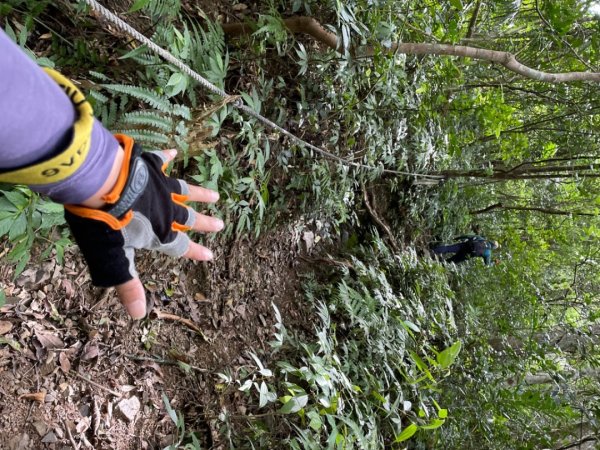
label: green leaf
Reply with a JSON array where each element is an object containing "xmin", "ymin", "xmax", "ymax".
[
  {"xmin": 409, "ymin": 351, "xmax": 435, "ymax": 381},
  {"xmin": 128, "ymin": 0, "xmax": 151, "ymax": 13},
  {"xmin": 402, "ymin": 320, "xmax": 420, "ymax": 332},
  {"xmin": 258, "ymin": 381, "xmax": 269, "ymax": 408},
  {"xmin": 0, "ymin": 218, "xmax": 14, "ymax": 238},
  {"xmin": 119, "ymin": 44, "xmax": 150, "ymax": 60},
  {"xmin": 2, "ymin": 190, "xmax": 28, "ymax": 209},
  {"xmin": 190, "ymin": 433, "xmax": 202, "ymax": 448},
  {"xmin": 421, "ymin": 418, "xmax": 446, "ymax": 430},
  {"xmin": 436, "ymin": 341, "xmax": 462, "ymax": 369},
  {"xmin": 165, "ymin": 73, "xmax": 187, "ymax": 97},
  {"xmin": 279, "ymin": 395, "xmax": 309, "ymax": 414},
  {"xmin": 0, "ymin": 337, "xmax": 21, "ymax": 351},
  {"xmin": 0, "ymin": 289, "xmax": 5, "ymax": 308},
  {"xmin": 36, "ymin": 201, "xmax": 63, "ymax": 214},
  {"xmin": 162, "ymin": 394, "xmax": 179, "ymax": 425},
  {"xmin": 167, "ymin": 73, "xmax": 184, "ymax": 87},
  {"xmin": 307, "ymin": 410, "xmax": 322, "ymax": 431},
  {"xmin": 9, "ymin": 214, "xmax": 27, "ymax": 241},
  {"xmin": 395, "ymin": 423, "xmax": 418, "ymax": 443}
]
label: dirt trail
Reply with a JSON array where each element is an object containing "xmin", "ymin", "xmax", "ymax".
[{"xmin": 0, "ymin": 222, "xmax": 312, "ymax": 449}]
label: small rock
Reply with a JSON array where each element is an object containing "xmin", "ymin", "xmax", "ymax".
[
  {"xmin": 41, "ymin": 431, "xmax": 58, "ymax": 443},
  {"xmin": 79, "ymin": 403, "xmax": 91, "ymax": 417},
  {"xmin": 32, "ymin": 420, "xmax": 49, "ymax": 436},
  {"xmin": 117, "ymin": 396, "xmax": 141, "ymax": 422}
]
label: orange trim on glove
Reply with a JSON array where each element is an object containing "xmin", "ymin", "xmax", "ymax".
[
  {"xmin": 171, "ymin": 221, "xmax": 191, "ymax": 232},
  {"xmin": 170, "ymin": 193, "xmax": 191, "ymax": 232},
  {"xmin": 171, "ymin": 192, "xmax": 189, "ymax": 209},
  {"xmin": 101, "ymin": 134, "xmax": 134, "ymax": 204},
  {"xmin": 64, "ymin": 134, "xmax": 136, "ymax": 230}
]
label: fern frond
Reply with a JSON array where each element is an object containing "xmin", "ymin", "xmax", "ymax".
[
  {"xmin": 101, "ymin": 84, "xmax": 173, "ymax": 113},
  {"xmin": 171, "ymin": 104, "xmax": 191, "ymax": 120},
  {"xmin": 144, "ymin": 0, "xmax": 181, "ymax": 20},
  {"xmin": 175, "ymin": 120, "xmax": 188, "ymax": 135},
  {"xmin": 112, "ymin": 128, "xmax": 170, "ymax": 146},
  {"xmin": 88, "ymin": 70, "xmax": 109, "ymax": 81},
  {"xmin": 132, "ymin": 54, "xmax": 161, "ymax": 66},
  {"xmin": 88, "ymin": 90, "xmax": 109, "ymax": 104},
  {"xmin": 120, "ymin": 111, "xmax": 174, "ymax": 132}
]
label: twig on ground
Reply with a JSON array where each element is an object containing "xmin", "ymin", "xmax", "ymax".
[
  {"xmin": 72, "ymin": 371, "xmax": 121, "ymax": 397},
  {"xmin": 63, "ymin": 419, "xmax": 80, "ymax": 450},
  {"xmin": 124, "ymin": 353, "xmax": 209, "ymax": 372},
  {"xmin": 91, "ymin": 288, "xmax": 112, "ymax": 311},
  {"xmin": 153, "ymin": 310, "xmax": 210, "ymax": 342}
]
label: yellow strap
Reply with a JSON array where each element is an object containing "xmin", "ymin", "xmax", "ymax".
[{"xmin": 0, "ymin": 68, "xmax": 94, "ymax": 185}]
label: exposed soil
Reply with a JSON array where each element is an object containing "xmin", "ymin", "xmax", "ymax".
[{"xmin": 0, "ymin": 219, "xmax": 319, "ymax": 449}]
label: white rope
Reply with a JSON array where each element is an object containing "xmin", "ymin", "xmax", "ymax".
[{"xmin": 83, "ymin": 0, "xmax": 443, "ymax": 179}]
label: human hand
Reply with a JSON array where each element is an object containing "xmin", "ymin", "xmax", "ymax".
[{"xmin": 64, "ymin": 135, "xmax": 223, "ymax": 319}]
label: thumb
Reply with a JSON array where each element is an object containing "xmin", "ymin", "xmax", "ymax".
[{"xmin": 115, "ymin": 278, "xmax": 147, "ymax": 319}]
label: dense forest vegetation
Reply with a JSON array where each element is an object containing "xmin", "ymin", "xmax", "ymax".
[{"xmin": 1, "ymin": 0, "xmax": 600, "ymax": 448}]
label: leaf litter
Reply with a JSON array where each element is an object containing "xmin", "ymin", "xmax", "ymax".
[{"xmin": 0, "ymin": 221, "xmax": 312, "ymax": 449}]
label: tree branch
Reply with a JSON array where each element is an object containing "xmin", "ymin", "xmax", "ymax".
[
  {"xmin": 465, "ymin": 0, "xmax": 482, "ymax": 39},
  {"xmin": 469, "ymin": 202, "xmax": 504, "ymax": 215},
  {"xmin": 470, "ymin": 203, "xmax": 597, "ymax": 216},
  {"xmin": 554, "ymin": 434, "xmax": 599, "ymax": 450},
  {"xmin": 222, "ymin": 16, "xmax": 600, "ymax": 83}
]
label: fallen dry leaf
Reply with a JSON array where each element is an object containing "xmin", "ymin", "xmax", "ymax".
[
  {"xmin": 141, "ymin": 361, "xmax": 164, "ymax": 378},
  {"xmin": 34, "ymin": 329, "xmax": 64, "ymax": 350},
  {"xmin": 19, "ymin": 392, "xmax": 46, "ymax": 403},
  {"xmin": 59, "ymin": 352, "xmax": 71, "ymax": 373},
  {"xmin": 0, "ymin": 320, "xmax": 12, "ymax": 335},
  {"xmin": 92, "ymin": 397, "xmax": 101, "ymax": 436},
  {"xmin": 80, "ymin": 342, "xmax": 100, "ymax": 360}
]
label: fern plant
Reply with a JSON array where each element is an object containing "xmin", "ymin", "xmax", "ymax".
[{"xmin": 85, "ymin": 78, "xmax": 192, "ymax": 160}]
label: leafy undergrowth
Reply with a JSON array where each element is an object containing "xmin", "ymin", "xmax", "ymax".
[
  {"xmin": 216, "ymin": 236, "xmax": 461, "ymax": 448},
  {"xmin": 2, "ymin": 0, "xmax": 600, "ymax": 449}
]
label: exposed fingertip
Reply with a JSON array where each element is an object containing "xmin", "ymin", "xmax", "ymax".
[
  {"xmin": 115, "ymin": 279, "xmax": 147, "ymax": 319},
  {"xmin": 203, "ymin": 248, "xmax": 214, "ymax": 260},
  {"xmin": 214, "ymin": 218, "xmax": 224, "ymax": 231},
  {"xmin": 124, "ymin": 298, "xmax": 146, "ymax": 320},
  {"xmin": 209, "ymin": 191, "xmax": 220, "ymax": 202},
  {"xmin": 168, "ymin": 149, "xmax": 177, "ymax": 158}
]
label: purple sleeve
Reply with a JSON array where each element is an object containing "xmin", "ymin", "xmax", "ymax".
[{"xmin": 0, "ymin": 30, "xmax": 118, "ymax": 204}]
